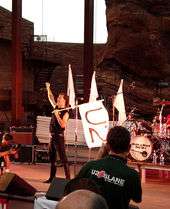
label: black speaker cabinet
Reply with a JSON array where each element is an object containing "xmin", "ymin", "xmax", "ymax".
[
  {"xmin": 18, "ymin": 145, "xmax": 35, "ymax": 163},
  {"xmin": 46, "ymin": 177, "xmax": 69, "ymax": 201},
  {"xmin": 11, "ymin": 131, "xmax": 33, "ymax": 145},
  {"xmin": 0, "ymin": 172, "xmax": 37, "ymax": 196}
]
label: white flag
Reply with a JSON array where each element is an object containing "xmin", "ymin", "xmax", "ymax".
[
  {"xmin": 79, "ymin": 100, "xmax": 109, "ymax": 148},
  {"xmin": 67, "ymin": 64, "xmax": 75, "ymax": 107},
  {"xmin": 89, "ymin": 71, "xmax": 99, "ymax": 102},
  {"xmin": 114, "ymin": 79, "xmax": 126, "ymax": 124}
]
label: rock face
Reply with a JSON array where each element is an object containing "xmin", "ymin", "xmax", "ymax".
[
  {"xmin": 102, "ymin": 0, "xmax": 170, "ymax": 79},
  {"xmin": 98, "ymin": 0, "xmax": 170, "ymax": 117}
]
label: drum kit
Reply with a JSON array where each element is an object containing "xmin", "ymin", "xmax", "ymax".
[{"xmin": 127, "ymin": 102, "xmax": 170, "ymax": 162}]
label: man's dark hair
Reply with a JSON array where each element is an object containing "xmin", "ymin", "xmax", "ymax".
[
  {"xmin": 106, "ymin": 126, "xmax": 131, "ymax": 154},
  {"xmin": 3, "ymin": 133, "xmax": 13, "ymax": 141},
  {"xmin": 59, "ymin": 92, "xmax": 69, "ymax": 107},
  {"xmin": 64, "ymin": 178, "xmax": 101, "ymax": 196}
]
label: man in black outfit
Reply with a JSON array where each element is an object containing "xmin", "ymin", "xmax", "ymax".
[
  {"xmin": 76, "ymin": 126, "xmax": 142, "ymax": 209},
  {"xmin": 44, "ymin": 83, "xmax": 70, "ymax": 183}
]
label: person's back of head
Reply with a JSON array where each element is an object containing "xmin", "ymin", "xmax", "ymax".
[
  {"xmin": 106, "ymin": 126, "xmax": 131, "ymax": 154},
  {"xmin": 2, "ymin": 133, "xmax": 13, "ymax": 145},
  {"xmin": 56, "ymin": 189, "xmax": 108, "ymax": 209},
  {"xmin": 3, "ymin": 133, "xmax": 13, "ymax": 141}
]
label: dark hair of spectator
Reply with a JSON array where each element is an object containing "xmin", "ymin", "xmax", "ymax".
[
  {"xmin": 3, "ymin": 133, "xmax": 13, "ymax": 141},
  {"xmin": 106, "ymin": 126, "xmax": 131, "ymax": 154}
]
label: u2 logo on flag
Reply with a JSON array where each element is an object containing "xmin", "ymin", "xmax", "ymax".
[{"xmin": 79, "ymin": 100, "xmax": 109, "ymax": 148}]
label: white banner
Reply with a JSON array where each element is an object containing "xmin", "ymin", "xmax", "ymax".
[{"xmin": 79, "ymin": 100, "xmax": 109, "ymax": 148}]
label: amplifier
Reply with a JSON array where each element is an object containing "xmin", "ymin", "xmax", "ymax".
[
  {"xmin": 11, "ymin": 132, "xmax": 33, "ymax": 145},
  {"xmin": 17, "ymin": 145, "xmax": 35, "ymax": 163},
  {"xmin": 10, "ymin": 127, "xmax": 33, "ymax": 132}
]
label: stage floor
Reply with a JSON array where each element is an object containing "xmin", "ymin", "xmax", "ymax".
[{"xmin": 2, "ymin": 162, "xmax": 170, "ymax": 209}]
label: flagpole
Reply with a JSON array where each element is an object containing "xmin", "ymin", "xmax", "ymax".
[
  {"xmin": 73, "ymin": 99, "xmax": 78, "ymax": 177},
  {"xmin": 52, "ymin": 100, "xmax": 104, "ymax": 113},
  {"xmin": 88, "ymin": 70, "xmax": 99, "ymax": 160},
  {"xmin": 66, "ymin": 64, "xmax": 78, "ymax": 176}
]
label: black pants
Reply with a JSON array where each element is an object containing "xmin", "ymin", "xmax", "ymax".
[{"xmin": 49, "ymin": 133, "xmax": 70, "ymax": 180}]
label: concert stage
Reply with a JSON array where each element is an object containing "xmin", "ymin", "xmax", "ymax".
[{"xmin": 0, "ymin": 161, "xmax": 169, "ymax": 209}]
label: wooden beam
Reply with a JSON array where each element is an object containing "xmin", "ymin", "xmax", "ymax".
[
  {"xmin": 11, "ymin": 0, "xmax": 24, "ymax": 125},
  {"xmin": 83, "ymin": 0, "xmax": 94, "ymax": 102}
]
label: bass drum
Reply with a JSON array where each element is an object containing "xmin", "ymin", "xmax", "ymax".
[{"xmin": 130, "ymin": 136, "xmax": 152, "ymax": 161}]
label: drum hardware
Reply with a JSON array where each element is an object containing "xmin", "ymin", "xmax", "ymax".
[
  {"xmin": 122, "ymin": 119, "xmax": 138, "ymax": 137},
  {"xmin": 130, "ymin": 149, "xmax": 148, "ymax": 157},
  {"xmin": 160, "ymin": 139, "xmax": 170, "ymax": 157},
  {"xmin": 129, "ymin": 107, "xmax": 170, "ymax": 162}
]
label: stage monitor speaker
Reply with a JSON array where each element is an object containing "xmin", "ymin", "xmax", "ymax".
[
  {"xmin": 0, "ymin": 172, "xmax": 37, "ymax": 196},
  {"xmin": 45, "ymin": 177, "xmax": 69, "ymax": 201}
]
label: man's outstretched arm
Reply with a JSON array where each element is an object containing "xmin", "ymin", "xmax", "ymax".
[{"xmin": 45, "ymin": 82, "xmax": 56, "ymax": 109}]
